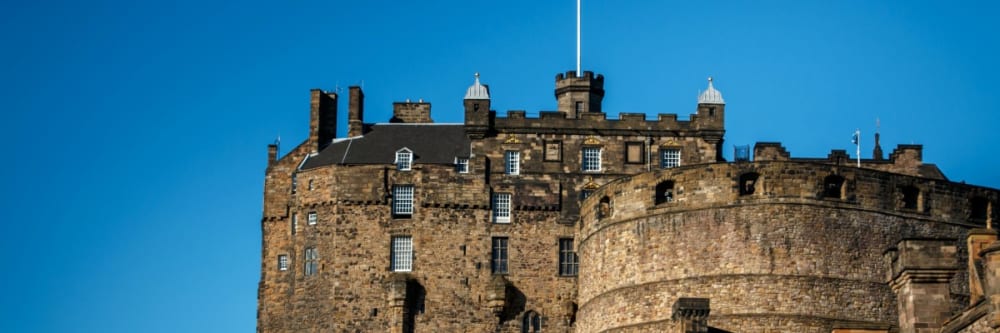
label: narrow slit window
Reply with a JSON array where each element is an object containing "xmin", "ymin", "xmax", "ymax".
[{"xmin": 491, "ymin": 237, "xmax": 509, "ymax": 274}]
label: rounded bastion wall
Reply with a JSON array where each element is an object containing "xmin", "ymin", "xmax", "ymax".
[{"xmin": 574, "ymin": 162, "xmax": 997, "ymax": 333}]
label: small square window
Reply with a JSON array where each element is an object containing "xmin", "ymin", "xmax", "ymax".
[
  {"xmin": 391, "ymin": 236, "xmax": 413, "ymax": 272},
  {"xmin": 307, "ymin": 212, "xmax": 317, "ymax": 225},
  {"xmin": 493, "ymin": 193, "xmax": 512, "ymax": 223},
  {"xmin": 456, "ymin": 158, "xmax": 469, "ymax": 173},
  {"xmin": 278, "ymin": 255, "xmax": 289, "ymax": 271},
  {"xmin": 505, "ymin": 151, "xmax": 520, "ymax": 175},
  {"xmin": 661, "ymin": 148, "xmax": 680, "ymax": 169},
  {"xmin": 582, "ymin": 147, "xmax": 601, "ymax": 172},
  {"xmin": 581, "ymin": 190, "xmax": 593, "ymax": 201}
]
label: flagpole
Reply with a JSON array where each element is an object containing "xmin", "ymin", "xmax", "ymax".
[
  {"xmin": 576, "ymin": 0, "xmax": 581, "ymax": 76},
  {"xmin": 855, "ymin": 129, "xmax": 861, "ymax": 168}
]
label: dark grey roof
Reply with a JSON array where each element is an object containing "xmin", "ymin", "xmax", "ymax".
[{"xmin": 302, "ymin": 124, "xmax": 471, "ymax": 169}]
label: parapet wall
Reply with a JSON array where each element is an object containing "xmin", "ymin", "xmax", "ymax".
[
  {"xmin": 492, "ymin": 110, "xmax": 723, "ymax": 136},
  {"xmin": 574, "ymin": 162, "xmax": 998, "ymax": 333}
]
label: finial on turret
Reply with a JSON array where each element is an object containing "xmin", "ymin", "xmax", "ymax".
[
  {"xmin": 465, "ymin": 72, "xmax": 490, "ymax": 100},
  {"xmin": 698, "ymin": 76, "xmax": 725, "ymax": 104}
]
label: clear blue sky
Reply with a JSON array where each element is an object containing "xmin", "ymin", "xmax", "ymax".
[{"xmin": 1, "ymin": 1, "xmax": 997, "ymax": 332}]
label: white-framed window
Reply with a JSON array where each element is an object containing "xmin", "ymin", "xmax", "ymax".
[
  {"xmin": 304, "ymin": 247, "xmax": 318, "ymax": 276},
  {"xmin": 307, "ymin": 211, "xmax": 317, "ymax": 225},
  {"xmin": 291, "ymin": 213, "xmax": 298, "ymax": 235},
  {"xmin": 581, "ymin": 147, "xmax": 601, "ymax": 172},
  {"xmin": 559, "ymin": 238, "xmax": 578, "ymax": 276},
  {"xmin": 391, "ymin": 236, "xmax": 413, "ymax": 272},
  {"xmin": 493, "ymin": 192, "xmax": 511, "ymax": 223},
  {"xmin": 661, "ymin": 148, "xmax": 680, "ymax": 169},
  {"xmin": 393, "ymin": 185, "xmax": 414, "ymax": 217},
  {"xmin": 456, "ymin": 158, "xmax": 469, "ymax": 173},
  {"xmin": 291, "ymin": 173, "xmax": 298, "ymax": 194},
  {"xmin": 278, "ymin": 254, "xmax": 289, "ymax": 271},
  {"xmin": 491, "ymin": 237, "xmax": 509, "ymax": 274},
  {"xmin": 505, "ymin": 151, "xmax": 520, "ymax": 175},
  {"xmin": 395, "ymin": 148, "xmax": 413, "ymax": 171}
]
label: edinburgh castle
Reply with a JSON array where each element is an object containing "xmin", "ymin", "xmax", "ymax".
[{"xmin": 258, "ymin": 70, "xmax": 1000, "ymax": 333}]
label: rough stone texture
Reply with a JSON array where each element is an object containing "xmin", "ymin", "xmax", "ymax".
[{"xmin": 259, "ymin": 72, "xmax": 1000, "ymax": 333}]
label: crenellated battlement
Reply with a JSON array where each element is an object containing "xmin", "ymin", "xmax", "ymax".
[
  {"xmin": 579, "ymin": 161, "xmax": 998, "ymax": 241},
  {"xmin": 753, "ymin": 142, "xmax": 936, "ymax": 179},
  {"xmin": 490, "ymin": 110, "xmax": 722, "ymax": 135}
]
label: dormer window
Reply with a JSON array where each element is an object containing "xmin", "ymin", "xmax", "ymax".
[
  {"xmin": 395, "ymin": 148, "xmax": 413, "ymax": 171},
  {"xmin": 455, "ymin": 157, "xmax": 469, "ymax": 174}
]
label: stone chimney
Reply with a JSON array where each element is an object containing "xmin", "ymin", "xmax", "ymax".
[
  {"xmin": 267, "ymin": 144, "xmax": 277, "ymax": 168},
  {"xmin": 309, "ymin": 89, "xmax": 338, "ymax": 152},
  {"xmin": 348, "ymin": 86, "xmax": 364, "ymax": 137},
  {"xmin": 391, "ymin": 101, "xmax": 432, "ymax": 123}
]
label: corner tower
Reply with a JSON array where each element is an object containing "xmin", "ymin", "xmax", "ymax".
[
  {"xmin": 555, "ymin": 70, "xmax": 604, "ymax": 118},
  {"xmin": 464, "ymin": 73, "xmax": 491, "ymax": 139},
  {"xmin": 695, "ymin": 77, "xmax": 726, "ymax": 160}
]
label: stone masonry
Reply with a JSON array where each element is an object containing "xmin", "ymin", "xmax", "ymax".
[{"xmin": 259, "ymin": 70, "xmax": 1000, "ymax": 333}]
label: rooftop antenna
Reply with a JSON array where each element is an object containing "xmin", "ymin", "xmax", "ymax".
[
  {"xmin": 576, "ymin": 0, "xmax": 581, "ymax": 76},
  {"xmin": 275, "ymin": 133, "xmax": 281, "ymax": 157}
]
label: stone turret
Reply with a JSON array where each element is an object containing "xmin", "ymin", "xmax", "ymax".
[
  {"xmin": 555, "ymin": 70, "xmax": 604, "ymax": 118},
  {"xmin": 464, "ymin": 73, "xmax": 491, "ymax": 139}
]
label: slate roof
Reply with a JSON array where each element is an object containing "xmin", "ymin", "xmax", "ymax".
[{"xmin": 301, "ymin": 124, "xmax": 471, "ymax": 169}]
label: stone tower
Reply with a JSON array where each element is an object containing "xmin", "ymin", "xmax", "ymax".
[{"xmin": 555, "ymin": 70, "xmax": 604, "ymax": 118}]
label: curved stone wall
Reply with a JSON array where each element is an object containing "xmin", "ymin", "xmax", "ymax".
[{"xmin": 575, "ymin": 162, "xmax": 997, "ymax": 333}]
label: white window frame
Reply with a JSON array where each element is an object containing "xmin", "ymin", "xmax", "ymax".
[
  {"xmin": 581, "ymin": 147, "xmax": 601, "ymax": 172},
  {"xmin": 278, "ymin": 254, "xmax": 289, "ymax": 271},
  {"xmin": 505, "ymin": 151, "xmax": 520, "ymax": 175},
  {"xmin": 391, "ymin": 236, "xmax": 413, "ymax": 272},
  {"xmin": 304, "ymin": 247, "xmax": 318, "ymax": 276},
  {"xmin": 291, "ymin": 213, "xmax": 298, "ymax": 235},
  {"xmin": 395, "ymin": 148, "xmax": 413, "ymax": 171},
  {"xmin": 307, "ymin": 211, "xmax": 317, "ymax": 225},
  {"xmin": 661, "ymin": 148, "xmax": 681, "ymax": 169},
  {"xmin": 393, "ymin": 185, "xmax": 414, "ymax": 217},
  {"xmin": 456, "ymin": 158, "xmax": 470, "ymax": 174},
  {"xmin": 493, "ymin": 192, "xmax": 512, "ymax": 223}
]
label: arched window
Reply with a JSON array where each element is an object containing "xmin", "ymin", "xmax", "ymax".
[
  {"xmin": 522, "ymin": 311, "xmax": 542, "ymax": 333},
  {"xmin": 823, "ymin": 175, "xmax": 845, "ymax": 199},
  {"xmin": 739, "ymin": 172, "xmax": 759, "ymax": 196},
  {"xmin": 655, "ymin": 180, "xmax": 675, "ymax": 204},
  {"xmin": 901, "ymin": 186, "xmax": 920, "ymax": 210},
  {"xmin": 971, "ymin": 197, "xmax": 989, "ymax": 220}
]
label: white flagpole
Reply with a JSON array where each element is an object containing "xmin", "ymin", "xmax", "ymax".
[
  {"xmin": 855, "ymin": 129, "xmax": 861, "ymax": 167},
  {"xmin": 576, "ymin": 0, "xmax": 581, "ymax": 76}
]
